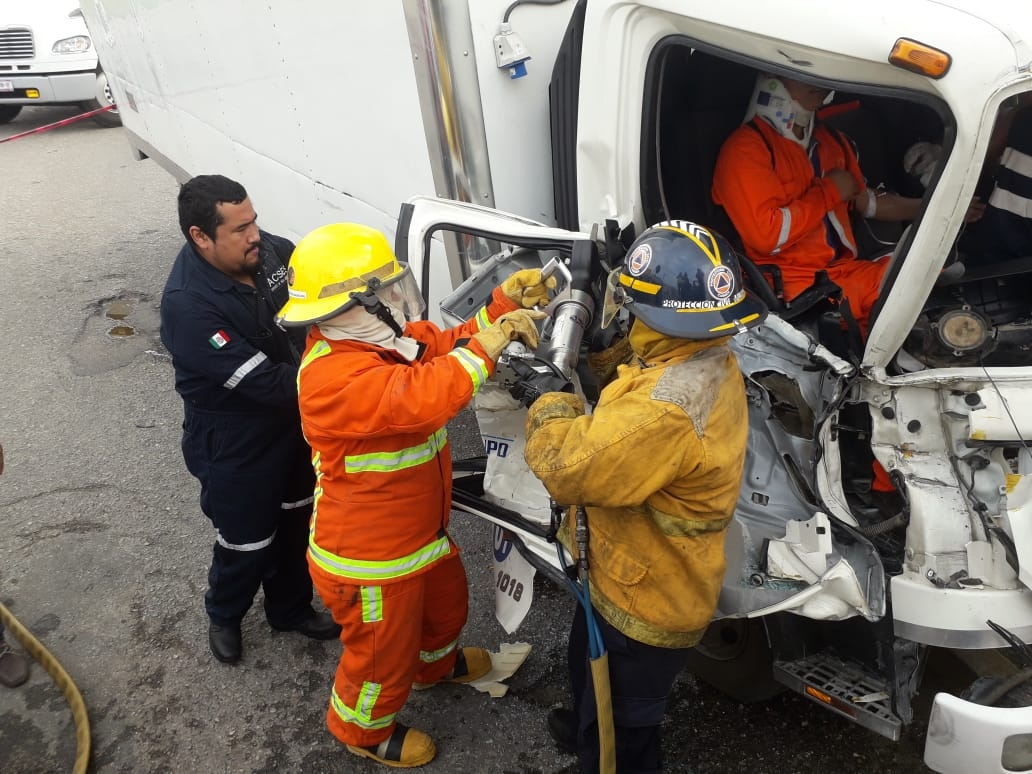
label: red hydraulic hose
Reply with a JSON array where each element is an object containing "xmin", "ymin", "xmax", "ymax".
[{"xmin": 0, "ymin": 104, "xmax": 114, "ymax": 144}]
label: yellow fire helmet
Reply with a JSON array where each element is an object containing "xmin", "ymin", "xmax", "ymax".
[{"xmin": 276, "ymin": 222, "xmax": 425, "ymax": 327}]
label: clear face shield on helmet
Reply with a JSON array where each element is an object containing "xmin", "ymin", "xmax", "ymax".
[{"xmin": 368, "ymin": 264, "xmax": 426, "ymax": 322}]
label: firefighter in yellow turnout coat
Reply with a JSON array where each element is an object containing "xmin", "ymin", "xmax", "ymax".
[{"xmin": 523, "ymin": 222, "xmax": 767, "ymax": 773}]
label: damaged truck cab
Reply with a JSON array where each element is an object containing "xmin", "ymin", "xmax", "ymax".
[
  {"xmin": 79, "ymin": 0, "xmax": 1032, "ymax": 771},
  {"xmin": 397, "ymin": 4, "xmax": 1032, "ymax": 772}
]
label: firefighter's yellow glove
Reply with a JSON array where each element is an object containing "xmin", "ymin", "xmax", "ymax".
[
  {"xmin": 471, "ymin": 309, "xmax": 545, "ymax": 361},
  {"xmin": 500, "ymin": 268, "xmax": 558, "ymax": 309}
]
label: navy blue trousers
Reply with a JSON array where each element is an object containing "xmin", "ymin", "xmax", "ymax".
[
  {"xmin": 182, "ymin": 410, "xmax": 315, "ymax": 628},
  {"xmin": 568, "ymin": 606, "xmax": 691, "ymax": 774}
]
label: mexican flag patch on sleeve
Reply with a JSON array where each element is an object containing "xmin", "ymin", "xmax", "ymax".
[{"xmin": 208, "ymin": 330, "xmax": 231, "ymax": 349}]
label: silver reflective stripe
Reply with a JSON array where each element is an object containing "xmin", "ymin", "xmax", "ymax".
[
  {"xmin": 773, "ymin": 207, "xmax": 792, "ymax": 252},
  {"xmin": 361, "ymin": 586, "xmax": 383, "ymax": 623},
  {"xmin": 420, "ymin": 637, "xmax": 457, "ymax": 664},
  {"xmin": 223, "ymin": 351, "xmax": 268, "ymax": 389},
  {"xmin": 308, "ymin": 528, "xmax": 452, "ymax": 581},
  {"xmin": 990, "ymin": 186, "xmax": 1032, "ymax": 219},
  {"xmin": 282, "ymin": 496, "xmax": 314, "ymax": 509},
  {"xmin": 473, "ymin": 305, "xmax": 492, "ymax": 331},
  {"xmin": 331, "ymin": 683, "xmax": 394, "ymax": 731},
  {"xmin": 448, "ymin": 348, "xmax": 488, "ymax": 394},
  {"xmin": 827, "ymin": 211, "xmax": 857, "ymax": 258},
  {"xmin": 344, "ymin": 428, "xmax": 448, "ymax": 474},
  {"xmin": 1000, "ymin": 146, "xmax": 1032, "ymax": 179},
  {"xmin": 216, "ymin": 529, "xmax": 276, "ymax": 552}
]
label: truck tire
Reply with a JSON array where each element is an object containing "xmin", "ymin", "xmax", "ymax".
[
  {"xmin": 0, "ymin": 105, "xmax": 22, "ymax": 124},
  {"xmin": 80, "ymin": 68, "xmax": 121, "ymax": 128},
  {"xmin": 683, "ymin": 618, "xmax": 785, "ymax": 703}
]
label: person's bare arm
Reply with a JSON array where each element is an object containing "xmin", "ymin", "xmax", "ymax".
[{"xmin": 851, "ymin": 188, "xmax": 919, "ymax": 221}]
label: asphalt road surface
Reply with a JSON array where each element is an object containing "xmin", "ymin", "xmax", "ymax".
[{"xmin": 0, "ymin": 106, "xmax": 935, "ymax": 773}]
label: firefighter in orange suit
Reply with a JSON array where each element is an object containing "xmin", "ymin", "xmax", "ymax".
[
  {"xmin": 712, "ymin": 73, "xmax": 921, "ymax": 334},
  {"xmin": 276, "ymin": 223, "xmax": 552, "ymax": 768}
]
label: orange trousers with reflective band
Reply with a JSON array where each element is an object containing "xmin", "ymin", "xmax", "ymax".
[{"xmin": 312, "ymin": 554, "xmax": 469, "ymax": 747}]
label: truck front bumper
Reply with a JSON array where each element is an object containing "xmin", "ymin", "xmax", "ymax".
[
  {"xmin": 0, "ymin": 71, "xmax": 96, "ymax": 105},
  {"xmin": 924, "ymin": 691, "xmax": 1032, "ymax": 773}
]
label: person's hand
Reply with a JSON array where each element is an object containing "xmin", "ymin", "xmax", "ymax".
[
  {"xmin": 964, "ymin": 196, "xmax": 986, "ymax": 224},
  {"xmin": 508, "ymin": 357, "xmax": 574, "ymax": 408},
  {"xmin": 500, "ymin": 268, "xmax": 557, "ymax": 309},
  {"xmin": 471, "ymin": 309, "xmax": 545, "ymax": 361},
  {"xmin": 825, "ymin": 168, "xmax": 861, "ymax": 202}
]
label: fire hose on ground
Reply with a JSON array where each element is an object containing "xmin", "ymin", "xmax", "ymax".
[
  {"xmin": 0, "ymin": 600, "xmax": 91, "ymax": 774},
  {"xmin": 0, "ymin": 104, "xmax": 114, "ymax": 144}
]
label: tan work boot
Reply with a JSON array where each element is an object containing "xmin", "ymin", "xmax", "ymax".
[
  {"xmin": 346, "ymin": 723, "xmax": 436, "ymax": 768},
  {"xmin": 412, "ymin": 646, "xmax": 492, "ymax": 690},
  {"xmin": 0, "ymin": 640, "xmax": 29, "ymax": 688}
]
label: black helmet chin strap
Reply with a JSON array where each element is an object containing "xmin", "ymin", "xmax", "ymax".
[{"xmin": 349, "ymin": 288, "xmax": 404, "ymax": 337}]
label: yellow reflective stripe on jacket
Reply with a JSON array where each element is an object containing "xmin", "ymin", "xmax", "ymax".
[
  {"xmin": 419, "ymin": 637, "xmax": 458, "ymax": 664},
  {"xmin": 361, "ymin": 586, "xmax": 383, "ymax": 623},
  {"xmin": 297, "ymin": 339, "xmax": 332, "ymax": 391},
  {"xmin": 448, "ymin": 348, "xmax": 489, "ymax": 395},
  {"xmin": 344, "ymin": 428, "xmax": 448, "ymax": 474},
  {"xmin": 644, "ymin": 502, "xmax": 733, "ymax": 537},
  {"xmin": 473, "ymin": 305, "xmax": 492, "ymax": 331},
  {"xmin": 331, "ymin": 684, "xmax": 394, "ymax": 731},
  {"xmin": 311, "ymin": 451, "xmax": 324, "ymax": 517},
  {"xmin": 308, "ymin": 526, "xmax": 452, "ymax": 581}
]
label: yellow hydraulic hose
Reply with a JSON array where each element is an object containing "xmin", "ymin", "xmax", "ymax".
[
  {"xmin": 0, "ymin": 601, "xmax": 90, "ymax": 774},
  {"xmin": 590, "ymin": 651, "xmax": 616, "ymax": 774}
]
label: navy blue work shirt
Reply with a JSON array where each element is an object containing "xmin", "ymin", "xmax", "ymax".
[{"xmin": 160, "ymin": 231, "xmax": 307, "ymax": 415}]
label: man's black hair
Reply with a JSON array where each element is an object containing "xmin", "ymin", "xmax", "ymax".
[{"xmin": 178, "ymin": 174, "xmax": 248, "ymax": 244}]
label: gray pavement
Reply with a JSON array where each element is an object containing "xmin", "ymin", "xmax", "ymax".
[{"xmin": 0, "ymin": 106, "xmax": 932, "ymax": 773}]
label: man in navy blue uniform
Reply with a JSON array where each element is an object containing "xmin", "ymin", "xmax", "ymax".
[
  {"xmin": 160, "ymin": 175, "xmax": 340, "ymax": 663},
  {"xmin": 964, "ymin": 99, "xmax": 1032, "ymax": 262}
]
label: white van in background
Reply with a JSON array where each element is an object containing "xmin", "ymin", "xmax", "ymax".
[{"xmin": 0, "ymin": 0, "xmax": 119, "ymax": 126}]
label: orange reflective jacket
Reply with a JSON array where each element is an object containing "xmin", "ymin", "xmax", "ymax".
[
  {"xmin": 298, "ymin": 288, "xmax": 518, "ymax": 585},
  {"xmin": 712, "ymin": 118, "xmax": 865, "ymax": 298}
]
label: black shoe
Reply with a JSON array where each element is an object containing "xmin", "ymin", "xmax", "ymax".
[
  {"xmin": 272, "ymin": 610, "xmax": 341, "ymax": 641},
  {"xmin": 547, "ymin": 707, "xmax": 578, "ymax": 755},
  {"xmin": 208, "ymin": 622, "xmax": 242, "ymax": 664}
]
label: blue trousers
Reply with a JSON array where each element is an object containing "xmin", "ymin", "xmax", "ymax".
[
  {"xmin": 182, "ymin": 410, "xmax": 315, "ymax": 628},
  {"xmin": 568, "ymin": 606, "xmax": 691, "ymax": 774}
]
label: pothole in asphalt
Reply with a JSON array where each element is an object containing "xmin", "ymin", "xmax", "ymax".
[
  {"xmin": 69, "ymin": 290, "xmax": 161, "ymax": 374},
  {"xmin": 106, "ymin": 299, "xmax": 137, "ymax": 337},
  {"xmin": 106, "ymin": 299, "xmax": 134, "ymax": 320}
]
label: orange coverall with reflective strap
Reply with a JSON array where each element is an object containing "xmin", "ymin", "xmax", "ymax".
[
  {"xmin": 712, "ymin": 118, "xmax": 888, "ymax": 331},
  {"xmin": 297, "ymin": 287, "xmax": 518, "ymax": 747}
]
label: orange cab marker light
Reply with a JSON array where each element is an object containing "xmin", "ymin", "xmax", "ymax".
[{"xmin": 889, "ymin": 38, "xmax": 951, "ymax": 79}]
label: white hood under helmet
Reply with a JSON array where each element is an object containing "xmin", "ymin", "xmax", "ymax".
[{"xmin": 318, "ymin": 302, "xmax": 421, "ymax": 361}]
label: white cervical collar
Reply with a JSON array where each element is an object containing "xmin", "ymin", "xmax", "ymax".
[{"xmin": 743, "ymin": 75, "xmax": 814, "ymax": 147}]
